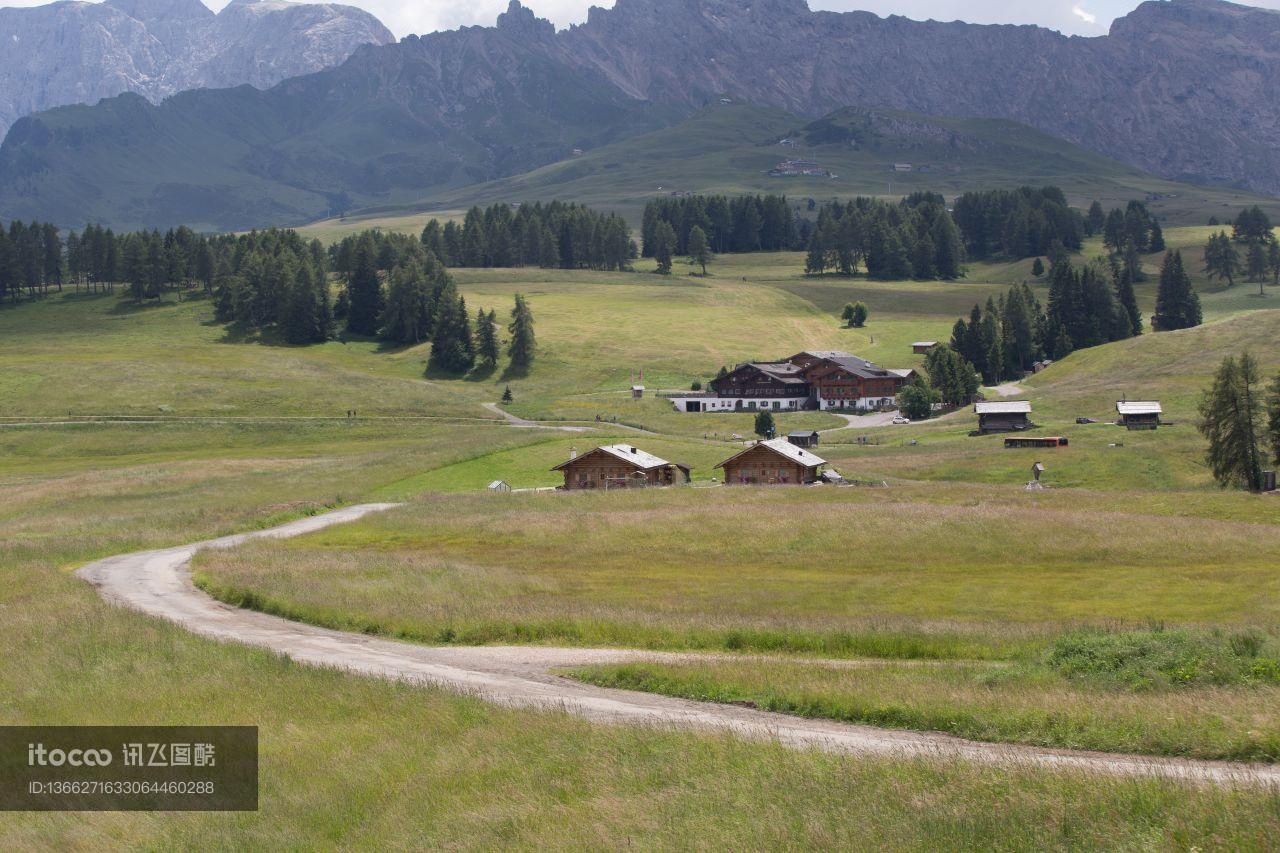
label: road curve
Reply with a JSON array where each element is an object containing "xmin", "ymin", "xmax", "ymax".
[{"xmin": 77, "ymin": 504, "xmax": 1280, "ymax": 787}]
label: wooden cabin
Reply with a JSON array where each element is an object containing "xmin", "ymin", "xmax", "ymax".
[
  {"xmin": 787, "ymin": 430, "xmax": 820, "ymax": 448},
  {"xmin": 912, "ymin": 341, "xmax": 939, "ymax": 355},
  {"xmin": 717, "ymin": 438, "xmax": 825, "ymax": 485},
  {"xmin": 1116, "ymin": 401, "xmax": 1162, "ymax": 430},
  {"xmin": 975, "ymin": 401, "xmax": 1034, "ymax": 434},
  {"xmin": 552, "ymin": 445, "xmax": 690, "ymax": 490}
]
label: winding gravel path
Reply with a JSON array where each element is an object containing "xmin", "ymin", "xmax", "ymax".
[{"xmin": 77, "ymin": 504, "xmax": 1280, "ymax": 787}]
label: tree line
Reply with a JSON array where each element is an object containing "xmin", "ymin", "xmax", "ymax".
[
  {"xmin": 414, "ymin": 202, "xmax": 635, "ymax": 272},
  {"xmin": 1203, "ymin": 206, "xmax": 1279, "ymax": 295},
  {"xmin": 951, "ymin": 186, "xmax": 1086, "ymax": 261},
  {"xmin": 641, "ymin": 194, "xmax": 801, "ymax": 257},
  {"xmin": 333, "ymin": 230, "xmax": 536, "ymax": 375},
  {"xmin": 803, "ymin": 193, "xmax": 965, "ymax": 280},
  {"xmin": 0, "ymin": 220, "xmax": 219, "ymax": 301}
]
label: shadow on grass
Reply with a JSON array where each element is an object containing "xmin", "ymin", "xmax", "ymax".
[
  {"xmin": 500, "ymin": 363, "xmax": 531, "ymax": 383},
  {"xmin": 107, "ymin": 297, "xmax": 173, "ymax": 316}
]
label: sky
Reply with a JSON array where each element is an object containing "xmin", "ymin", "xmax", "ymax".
[{"xmin": 3, "ymin": 0, "xmax": 1280, "ymax": 39}]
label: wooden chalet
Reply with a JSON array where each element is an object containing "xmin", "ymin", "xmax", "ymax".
[
  {"xmin": 1116, "ymin": 401, "xmax": 1162, "ymax": 430},
  {"xmin": 975, "ymin": 401, "xmax": 1034, "ymax": 434},
  {"xmin": 552, "ymin": 445, "xmax": 690, "ymax": 490},
  {"xmin": 912, "ymin": 341, "xmax": 939, "ymax": 355},
  {"xmin": 717, "ymin": 438, "xmax": 826, "ymax": 485}
]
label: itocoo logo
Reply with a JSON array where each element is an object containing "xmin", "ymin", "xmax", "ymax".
[{"xmin": 27, "ymin": 743, "xmax": 113, "ymax": 767}]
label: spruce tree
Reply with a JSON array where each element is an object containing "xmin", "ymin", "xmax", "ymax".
[
  {"xmin": 1199, "ymin": 352, "xmax": 1266, "ymax": 491},
  {"xmin": 1148, "ymin": 219, "xmax": 1165, "ymax": 252},
  {"xmin": 476, "ymin": 307, "xmax": 500, "ymax": 368},
  {"xmin": 507, "ymin": 293, "xmax": 536, "ymax": 371},
  {"xmin": 427, "ymin": 279, "xmax": 475, "ymax": 374},
  {"xmin": 1031, "ymin": 257, "xmax": 1045, "ymax": 278},
  {"xmin": 345, "ymin": 234, "xmax": 382, "ymax": 336},
  {"xmin": 379, "ymin": 261, "xmax": 434, "ymax": 344},
  {"xmin": 1152, "ymin": 250, "xmax": 1202, "ymax": 331},
  {"xmin": 1086, "ymin": 201, "xmax": 1106, "ymax": 236}
]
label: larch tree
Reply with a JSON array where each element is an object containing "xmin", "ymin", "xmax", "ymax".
[
  {"xmin": 652, "ymin": 222, "xmax": 676, "ymax": 275},
  {"xmin": 1199, "ymin": 352, "xmax": 1266, "ymax": 492},
  {"xmin": 687, "ymin": 225, "xmax": 711, "ymax": 275},
  {"xmin": 1203, "ymin": 231, "xmax": 1240, "ymax": 288}
]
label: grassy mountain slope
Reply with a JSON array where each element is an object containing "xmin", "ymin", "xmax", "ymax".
[
  {"xmin": 308, "ymin": 105, "xmax": 1280, "ymax": 241},
  {"xmin": 0, "ymin": 26, "xmax": 673, "ymax": 232}
]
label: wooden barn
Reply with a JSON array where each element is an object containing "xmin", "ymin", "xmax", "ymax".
[
  {"xmin": 912, "ymin": 341, "xmax": 939, "ymax": 355},
  {"xmin": 787, "ymin": 429, "xmax": 820, "ymax": 448},
  {"xmin": 552, "ymin": 445, "xmax": 690, "ymax": 490},
  {"xmin": 717, "ymin": 438, "xmax": 826, "ymax": 485},
  {"xmin": 975, "ymin": 401, "xmax": 1034, "ymax": 434},
  {"xmin": 1116, "ymin": 401, "xmax": 1162, "ymax": 430}
]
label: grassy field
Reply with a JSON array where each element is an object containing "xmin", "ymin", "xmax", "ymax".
[
  {"xmin": 569, "ymin": 654, "xmax": 1280, "ymax": 761},
  {"xmin": 5, "ymin": 230, "xmax": 1280, "ymax": 844},
  {"xmin": 195, "ymin": 483, "xmax": 1280, "ymax": 650},
  {"xmin": 6, "ymin": 421, "xmax": 1280, "ymax": 845}
]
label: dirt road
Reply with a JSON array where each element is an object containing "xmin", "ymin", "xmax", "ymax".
[{"xmin": 77, "ymin": 505, "xmax": 1280, "ymax": 787}]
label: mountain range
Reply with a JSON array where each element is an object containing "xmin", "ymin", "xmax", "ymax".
[
  {"xmin": 2, "ymin": 0, "xmax": 1279, "ymax": 231},
  {"xmin": 0, "ymin": 0, "xmax": 393, "ymax": 138}
]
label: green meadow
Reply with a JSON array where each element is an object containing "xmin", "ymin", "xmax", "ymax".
[{"xmin": 4, "ymin": 224, "xmax": 1280, "ymax": 845}]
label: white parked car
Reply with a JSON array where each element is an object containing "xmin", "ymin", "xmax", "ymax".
[{"xmin": 892, "ymin": 416, "xmax": 911, "ymax": 425}]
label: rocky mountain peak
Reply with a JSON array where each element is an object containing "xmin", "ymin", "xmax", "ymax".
[
  {"xmin": 496, "ymin": 1, "xmax": 554, "ymax": 38},
  {"xmin": 0, "ymin": 0, "xmax": 394, "ymax": 138},
  {"xmin": 104, "ymin": 0, "xmax": 214, "ymax": 22}
]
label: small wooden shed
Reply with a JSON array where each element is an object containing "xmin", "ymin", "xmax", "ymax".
[
  {"xmin": 975, "ymin": 401, "xmax": 1034, "ymax": 434},
  {"xmin": 912, "ymin": 341, "xmax": 939, "ymax": 355},
  {"xmin": 787, "ymin": 430, "xmax": 821, "ymax": 448},
  {"xmin": 1116, "ymin": 401, "xmax": 1162, "ymax": 430},
  {"xmin": 717, "ymin": 438, "xmax": 825, "ymax": 485}
]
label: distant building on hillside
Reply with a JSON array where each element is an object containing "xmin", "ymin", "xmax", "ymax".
[
  {"xmin": 912, "ymin": 341, "xmax": 939, "ymax": 355},
  {"xmin": 717, "ymin": 438, "xmax": 826, "ymax": 486},
  {"xmin": 768, "ymin": 159, "xmax": 831, "ymax": 178},
  {"xmin": 663, "ymin": 350, "xmax": 914, "ymax": 414},
  {"xmin": 1116, "ymin": 401, "xmax": 1162, "ymax": 430},
  {"xmin": 975, "ymin": 401, "xmax": 1034, "ymax": 434},
  {"xmin": 552, "ymin": 445, "xmax": 690, "ymax": 490}
]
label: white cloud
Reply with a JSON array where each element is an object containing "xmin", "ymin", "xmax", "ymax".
[{"xmin": 1071, "ymin": 4, "xmax": 1097, "ymax": 26}]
